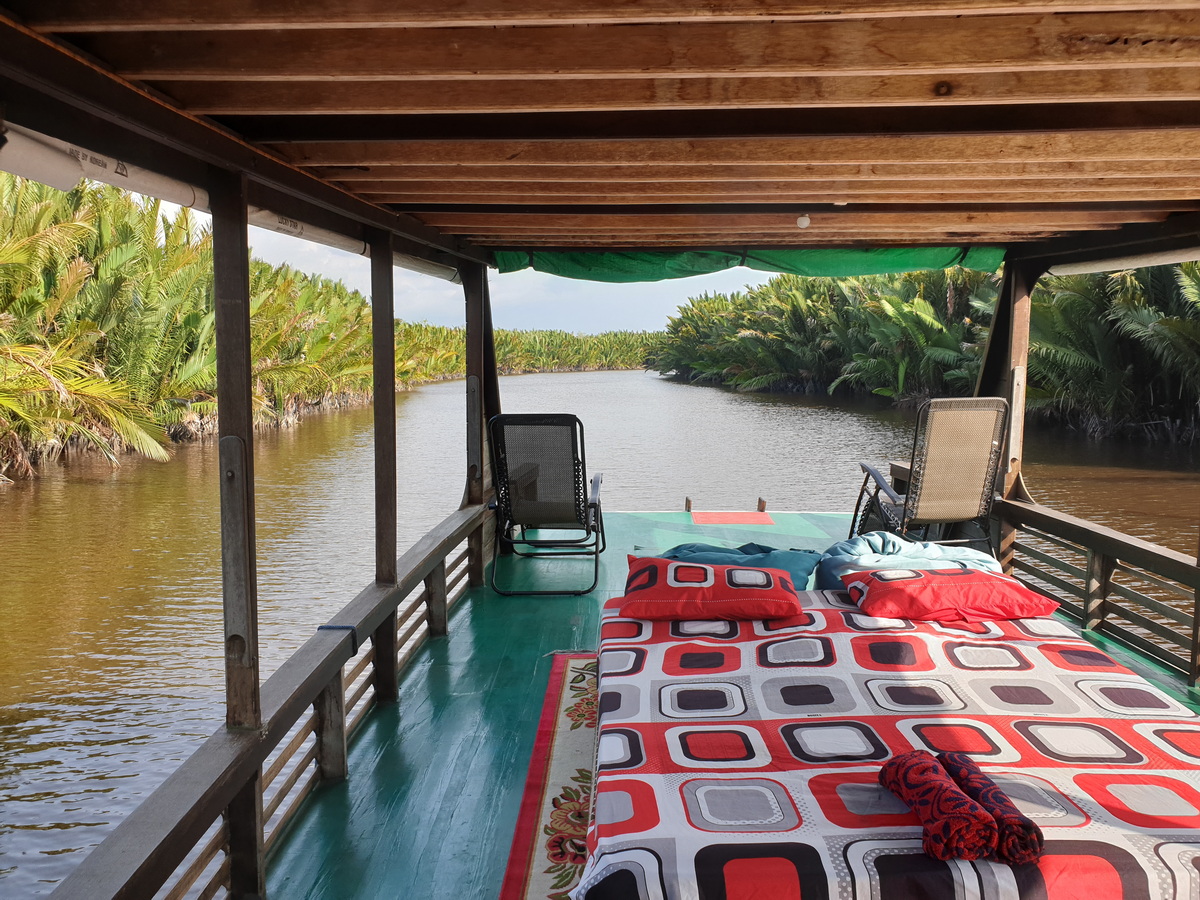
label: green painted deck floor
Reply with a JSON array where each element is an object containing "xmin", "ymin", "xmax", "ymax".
[{"xmin": 265, "ymin": 511, "xmax": 848, "ymax": 900}]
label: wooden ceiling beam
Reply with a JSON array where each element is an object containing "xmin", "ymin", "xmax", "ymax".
[
  {"xmin": 312, "ymin": 161, "xmax": 1200, "ymax": 182},
  {"xmin": 413, "ymin": 210, "xmax": 1184, "ymax": 228},
  {"xmin": 370, "ymin": 190, "xmax": 1200, "ymax": 204},
  {"xmin": 277, "ymin": 130, "xmax": 1200, "ymax": 166},
  {"xmin": 159, "ymin": 68, "xmax": 1200, "ymax": 115},
  {"xmin": 471, "ymin": 234, "xmax": 1064, "ymax": 244},
  {"xmin": 19, "ymin": 0, "xmax": 1200, "ymax": 32},
  {"xmin": 435, "ymin": 223, "xmax": 1122, "ymax": 235},
  {"xmin": 351, "ymin": 177, "xmax": 1200, "ymax": 196},
  {"xmin": 72, "ymin": 14, "xmax": 1200, "ymax": 81},
  {"xmin": 231, "ymin": 101, "xmax": 1200, "ymax": 142}
]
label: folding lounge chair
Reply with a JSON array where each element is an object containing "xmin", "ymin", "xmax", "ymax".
[
  {"xmin": 487, "ymin": 413, "xmax": 605, "ymax": 595},
  {"xmin": 849, "ymin": 397, "xmax": 1009, "ymax": 555}
]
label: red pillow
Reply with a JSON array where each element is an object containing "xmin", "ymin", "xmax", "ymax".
[
  {"xmin": 618, "ymin": 555, "xmax": 802, "ymax": 620},
  {"xmin": 841, "ymin": 567, "xmax": 1058, "ymax": 622}
]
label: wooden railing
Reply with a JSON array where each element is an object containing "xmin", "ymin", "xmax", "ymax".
[
  {"xmin": 51, "ymin": 504, "xmax": 488, "ymax": 900},
  {"xmin": 997, "ymin": 498, "xmax": 1200, "ymax": 684}
]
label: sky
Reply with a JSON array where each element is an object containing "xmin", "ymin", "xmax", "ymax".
[{"xmin": 247, "ymin": 226, "xmax": 772, "ymax": 334}]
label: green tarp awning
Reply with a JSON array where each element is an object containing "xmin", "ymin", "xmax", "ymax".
[{"xmin": 492, "ymin": 246, "xmax": 1006, "ymax": 283}]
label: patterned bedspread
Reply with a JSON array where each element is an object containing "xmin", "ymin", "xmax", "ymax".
[{"xmin": 574, "ymin": 590, "xmax": 1200, "ymax": 900}]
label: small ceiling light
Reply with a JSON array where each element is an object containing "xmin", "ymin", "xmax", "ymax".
[{"xmin": 796, "ymin": 215, "xmax": 811, "ymax": 229}]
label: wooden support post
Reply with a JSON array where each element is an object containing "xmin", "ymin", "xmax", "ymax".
[
  {"xmin": 313, "ymin": 673, "xmax": 348, "ymax": 782},
  {"xmin": 426, "ymin": 559, "xmax": 449, "ymax": 637},
  {"xmin": 462, "ymin": 262, "xmax": 495, "ymax": 587},
  {"xmin": 369, "ymin": 230, "xmax": 399, "ymax": 702},
  {"xmin": 210, "ymin": 168, "xmax": 261, "ymax": 731},
  {"xmin": 976, "ymin": 259, "xmax": 1043, "ymax": 574},
  {"xmin": 1083, "ymin": 549, "xmax": 1115, "ymax": 632},
  {"xmin": 371, "ymin": 230, "xmax": 398, "ymax": 586},
  {"xmin": 210, "ymin": 168, "xmax": 264, "ymax": 900}
]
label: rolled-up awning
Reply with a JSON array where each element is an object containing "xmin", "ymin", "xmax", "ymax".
[{"xmin": 493, "ymin": 246, "xmax": 1006, "ymax": 283}]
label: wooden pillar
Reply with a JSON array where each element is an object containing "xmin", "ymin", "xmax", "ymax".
[
  {"xmin": 976, "ymin": 259, "xmax": 1043, "ymax": 572},
  {"xmin": 209, "ymin": 168, "xmax": 264, "ymax": 899},
  {"xmin": 462, "ymin": 262, "xmax": 498, "ymax": 587},
  {"xmin": 369, "ymin": 230, "xmax": 400, "ymax": 702},
  {"xmin": 481, "ymin": 273, "xmax": 502, "ymax": 424},
  {"xmin": 463, "ymin": 262, "xmax": 487, "ymax": 509}
]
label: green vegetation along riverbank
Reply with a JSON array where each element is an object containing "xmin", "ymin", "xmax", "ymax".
[
  {"xmin": 650, "ymin": 267, "xmax": 1200, "ymax": 443},
  {"xmin": 0, "ymin": 175, "xmax": 652, "ymax": 480}
]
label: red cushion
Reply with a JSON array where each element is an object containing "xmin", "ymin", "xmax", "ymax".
[
  {"xmin": 841, "ymin": 567, "xmax": 1059, "ymax": 622},
  {"xmin": 619, "ymin": 555, "xmax": 803, "ymax": 620}
]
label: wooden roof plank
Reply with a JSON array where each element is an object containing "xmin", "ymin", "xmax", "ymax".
[
  {"xmin": 413, "ymin": 210, "xmax": 1187, "ymax": 227},
  {"xmin": 277, "ymin": 130, "xmax": 1200, "ymax": 166},
  {"xmin": 314, "ymin": 161, "xmax": 1200, "ymax": 181},
  {"xmin": 71, "ymin": 14, "xmax": 1200, "ymax": 81},
  {"xmin": 21, "ymin": 0, "xmax": 1200, "ymax": 32},
  {"xmin": 157, "ymin": 68, "xmax": 1200, "ymax": 115},
  {"xmin": 369, "ymin": 190, "xmax": 1200, "ymax": 203},
  {"xmin": 350, "ymin": 177, "xmax": 1200, "ymax": 196}
]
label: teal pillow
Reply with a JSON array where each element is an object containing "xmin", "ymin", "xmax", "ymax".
[{"xmin": 660, "ymin": 542, "xmax": 822, "ymax": 590}]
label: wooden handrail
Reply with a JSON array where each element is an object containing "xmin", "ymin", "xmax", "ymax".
[
  {"xmin": 48, "ymin": 503, "xmax": 488, "ymax": 900},
  {"xmin": 995, "ymin": 498, "xmax": 1199, "ymax": 587}
]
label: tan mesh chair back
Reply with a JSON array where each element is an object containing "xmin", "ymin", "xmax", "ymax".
[{"xmin": 905, "ymin": 398, "xmax": 1008, "ymax": 527}]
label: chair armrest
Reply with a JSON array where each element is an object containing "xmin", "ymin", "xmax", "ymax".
[
  {"xmin": 858, "ymin": 462, "xmax": 903, "ymax": 505},
  {"xmin": 589, "ymin": 472, "xmax": 603, "ymax": 507}
]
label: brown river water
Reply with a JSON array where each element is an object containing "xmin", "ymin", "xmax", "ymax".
[{"xmin": 1, "ymin": 370, "xmax": 1197, "ymax": 894}]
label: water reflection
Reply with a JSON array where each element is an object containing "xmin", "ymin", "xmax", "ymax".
[{"xmin": 0, "ymin": 369, "xmax": 1195, "ymax": 894}]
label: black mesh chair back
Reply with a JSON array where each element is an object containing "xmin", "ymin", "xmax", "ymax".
[
  {"xmin": 488, "ymin": 413, "xmax": 605, "ymax": 595},
  {"xmin": 492, "ymin": 415, "xmax": 586, "ymax": 530}
]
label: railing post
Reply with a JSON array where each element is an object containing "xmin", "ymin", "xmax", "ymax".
[
  {"xmin": 369, "ymin": 229, "xmax": 399, "ymax": 702},
  {"xmin": 1084, "ymin": 549, "xmax": 1114, "ymax": 632},
  {"xmin": 313, "ymin": 673, "xmax": 348, "ymax": 782},
  {"xmin": 426, "ymin": 559, "xmax": 449, "ymax": 636},
  {"xmin": 226, "ymin": 774, "xmax": 264, "ymax": 900},
  {"xmin": 209, "ymin": 167, "xmax": 264, "ymax": 899},
  {"xmin": 372, "ymin": 615, "xmax": 399, "ymax": 703},
  {"xmin": 1191, "ymin": 528, "xmax": 1200, "ymax": 686}
]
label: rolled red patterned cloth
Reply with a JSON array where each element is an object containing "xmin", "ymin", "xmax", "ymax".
[
  {"xmin": 878, "ymin": 749, "xmax": 998, "ymax": 861},
  {"xmin": 937, "ymin": 751, "xmax": 1044, "ymax": 865}
]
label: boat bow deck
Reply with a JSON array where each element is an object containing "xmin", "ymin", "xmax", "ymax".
[{"xmin": 266, "ymin": 511, "xmax": 849, "ymax": 898}]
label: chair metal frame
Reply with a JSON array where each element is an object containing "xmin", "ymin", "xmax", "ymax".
[
  {"xmin": 849, "ymin": 397, "xmax": 1009, "ymax": 555},
  {"xmin": 487, "ymin": 413, "xmax": 606, "ymax": 595}
]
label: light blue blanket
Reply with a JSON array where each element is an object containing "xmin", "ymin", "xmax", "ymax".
[{"xmin": 815, "ymin": 531, "xmax": 1003, "ymax": 590}]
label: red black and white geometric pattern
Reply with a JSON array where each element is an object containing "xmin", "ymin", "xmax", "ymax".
[{"xmin": 574, "ymin": 590, "xmax": 1200, "ymax": 899}]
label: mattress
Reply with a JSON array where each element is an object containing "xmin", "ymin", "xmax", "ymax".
[{"xmin": 574, "ymin": 589, "xmax": 1200, "ymax": 899}]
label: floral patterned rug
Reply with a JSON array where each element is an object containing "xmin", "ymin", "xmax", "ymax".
[{"xmin": 500, "ymin": 653, "xmax": 597, "ymax": 900}]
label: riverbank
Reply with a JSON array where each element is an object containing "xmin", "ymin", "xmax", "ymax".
[
  {"xmin": 649, "ymin": 268, "xmax": 1200, "ymax": 443},
  {"xmin": 0, "ymin": 173, "xmax": 655, "ymax": 480}
]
